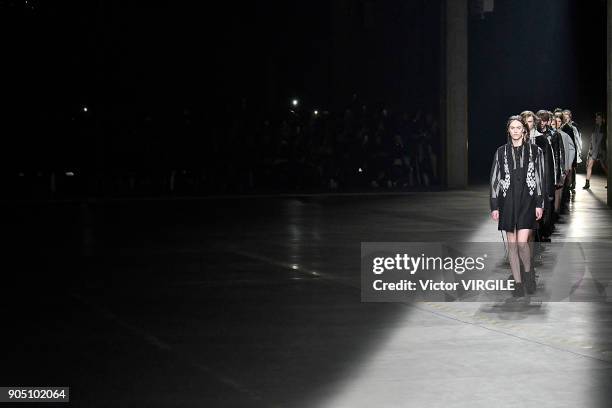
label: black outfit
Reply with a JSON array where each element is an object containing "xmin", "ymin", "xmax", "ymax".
[
  {"xmin": 531, "ymin": 133, "xmax": 554, "ymax": 200},
  {"xmin": 549, "ymin": 128, "xmax": 565, "ymax": 186},
  {"xmin": 490, "ymin": 141, "xmax": 545, "ymax": 232},
  {"xmin": 531, "ymin": 131, "xmax": 555, "ymax": 237}
]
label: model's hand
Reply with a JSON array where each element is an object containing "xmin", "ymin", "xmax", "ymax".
[
  {"xmin": 491, "ymin": 210, "xmax": 499, "ymax": 221},
  {"xmin": 536, "ymin": 207, "xmax": 543, "ymax": 220}
]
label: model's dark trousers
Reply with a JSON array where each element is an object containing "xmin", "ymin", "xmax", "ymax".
[{"xmin": 539, "ymin": 197, "xmax": 554, "ymax": 237}]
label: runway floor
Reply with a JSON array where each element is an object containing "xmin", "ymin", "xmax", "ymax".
[{"xmin": 2, "ymin": 174, "xmax": 612, "ymax": 407}]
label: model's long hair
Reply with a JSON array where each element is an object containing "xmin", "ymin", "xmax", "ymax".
[
  {"xmin": 506, "ymin": 115, "xmax": 528, "ymax": 143},
  {"xmin": 520, "ymin": 110, "xmax": 536, "ymax": 120},
  {"xmin": 535, "ymin": 110, "xmax": 551, "ymax": 132},
  {"xmin": 562, "ymin": 109, "xmax": 573, "ymax": 124},
  {"xmin": 536, "ymin": 110, "xmax": 551, "ymax": 122},
  {"xmin": 520, "ymin": 110, "xmax": 539, "ymax": 139}
]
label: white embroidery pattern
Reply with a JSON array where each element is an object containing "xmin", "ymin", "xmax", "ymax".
[
  {"xmin": 526, "ymin": 145, "xmax": 536, "ymax": 196},
  {"xmin": 500, "ymin": 146, "xmax": 511, "ymax": 197}
]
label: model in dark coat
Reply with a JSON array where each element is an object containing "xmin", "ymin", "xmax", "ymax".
[
  {"xmin": 490, "ymin": 141, "xmax": 545, "ymax": 232},
  {"xmin": 490, "ymin": 116, "xmax": 544, "ymax": 297}
]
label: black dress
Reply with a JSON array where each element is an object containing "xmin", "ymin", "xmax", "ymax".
[
  {"xmin": 549, "ymin": 129, "xmax": 565, "ymax": 185},
  {"xmin": 490, "ymin": 141, "xmax": 545, "ymax": 232}
]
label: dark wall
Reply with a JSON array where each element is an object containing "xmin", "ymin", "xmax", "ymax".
[
  {"xmin": 468, "ymin": 0, "xmax": 606, "ymax": 183},
  {"xmin": 330, "ymin": 0, "xmax": 441, "ymax": 112},
  {"xmin": 1, "ymin": 0, "xmax": 442, "ymax": 179}
]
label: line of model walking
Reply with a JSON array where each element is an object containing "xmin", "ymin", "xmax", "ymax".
[{"xmin": 489, "ymin": 109, "xmax": 607, "ymax": 298}]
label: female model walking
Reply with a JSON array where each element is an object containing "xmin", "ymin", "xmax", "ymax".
[
  {"xmin": 490, "ymin": 116, "xmax": 545, "ymax": 297},
  {"xmin": 583, "ymin": 112, "xmax": 608, "ymax": 190}
]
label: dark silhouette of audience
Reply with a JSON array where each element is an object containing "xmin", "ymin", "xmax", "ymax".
[{"xmin": 8, "ymin": 96, "xmax": 441, "ymax": 198}]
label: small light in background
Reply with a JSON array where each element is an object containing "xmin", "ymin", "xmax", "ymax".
[
  {"xmin": 291, "ymin": 264, "xmax": 299, "ymax": 270},
  {"xmin": 82, "ymin": 106, "xmax": 88, "ymax": 113},
  {"xmin": 314, "ymin": 110, "xmax": 319, "ymax": 115},
  {"xmin": 292, "ymin": 99, "xmax": 299, "ymax": 107},
  {"xmin": 358, "ymin": 168, "xmax": 363, "ymax": 173},
  {"xmin": 65, "ymin": 171, "xmax": 75, "ymax": 177}
]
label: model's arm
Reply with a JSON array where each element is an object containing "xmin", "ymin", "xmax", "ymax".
[
  {"xmin": 490, "ymin": 149, "xmax": 501, "ymax": 212},
  {"xmin": 557, "ymin": 133, "xmax": 565, "ymax": 180},
  {"xmin": 535, "ymin": 146, "xmax": 545, "ymax": 209},
  {"xmin": 573, "ymin": 125, "xmax": 583, "ymax": 163},
  {"xmin": 566, "ymin": 133, "xmax": 576, "ymax": 170},
  {"xmin": 543, "ymin": 143, "xmax": 553, "ymax": 199}
]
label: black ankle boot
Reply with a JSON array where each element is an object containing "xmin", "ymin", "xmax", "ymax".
[
  {"xmin": 583, "ymin": 180, "xmax": 590, "ymax": 189},
  {"xmin": 524, "ymin": 271, "xmax": 536, "ymax": 294},
  {"xmin": 507, "ymin": 269, "xmax": 525, "ymax": 282},
  {"xmin": 513, "ymin": 282, "xmax": 525, "ymax": 298}
]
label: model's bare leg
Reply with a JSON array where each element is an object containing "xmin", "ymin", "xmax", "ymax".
[{"xmin": 586, "ymin": 158, "xmax": 594, "ymax": 181}]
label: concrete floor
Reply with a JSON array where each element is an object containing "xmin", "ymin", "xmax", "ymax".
[{"xmin": 2, "ymin": 174, "xmax": 612, "ymax": 407}]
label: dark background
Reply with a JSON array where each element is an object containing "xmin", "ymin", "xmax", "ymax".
[
  {"xmin": 469, "ymin": 0, "xmax": 607, "ymax": 182},
  {"xmin": 0, "ymin": 0, "xmax": 607, "ymax": 194},
  {"xmin": 1, "ymin": 3, "xmax": 610, "ymax": 406}
]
